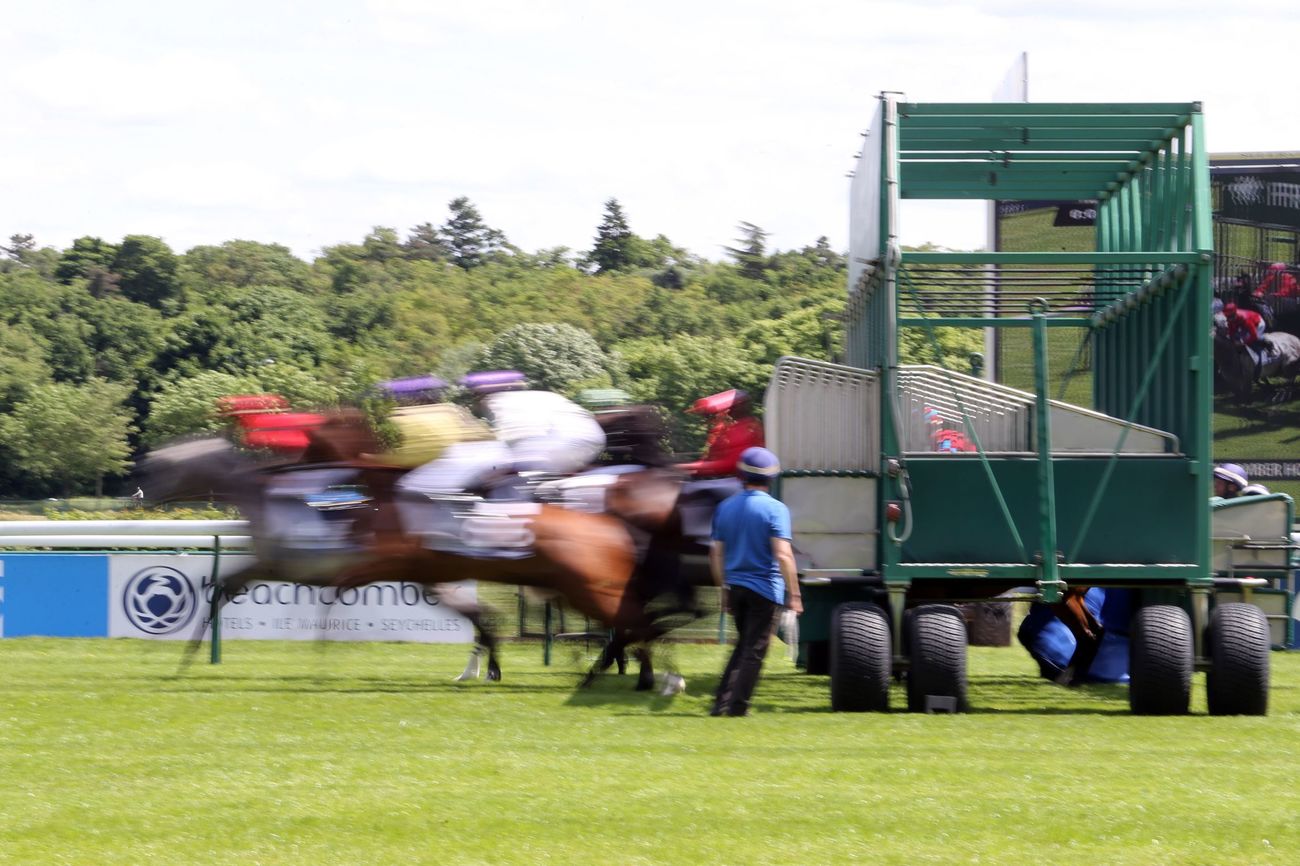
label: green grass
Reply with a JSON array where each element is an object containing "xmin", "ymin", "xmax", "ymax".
[{"xmin": 2, "ymin": 638, "xmax": 1298, "ymax": 865}]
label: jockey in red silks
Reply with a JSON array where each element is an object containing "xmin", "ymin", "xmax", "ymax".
[
  {"xmin": 679, "ymin": 389, "xmax": 765, "ymax": 478},
  {"xmin": 1254, "ymin": 262, "xmax": 1299, "ymax": 299},
  {"xmin": 924, "ymin": 406, "xmax": 977, "ymax": 453},
  {"xmin": 1223, "ymin": 303, "xmax": 1266, "ymax": 346}
]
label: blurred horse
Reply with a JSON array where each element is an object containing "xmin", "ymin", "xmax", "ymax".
[
  {"xmin": 138, "ymin": 429, "xmax": 698, "ymax": 690},
  {"xmin": 1217, "ymin": 332, "xmax": 1300, "ymax": 399}
]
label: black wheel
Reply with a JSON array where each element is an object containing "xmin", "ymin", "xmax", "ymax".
[
  {"xmin": 803, "ymin": 639, "xmax": 830, "ymax": 675},
  {"xmin": 829, "ymin": 602, "xmax": 891, "ymax": 712},
  {"xmin": 1128, "ymin": 604, "xmax": 1193, "ymax": 715},
  {"xmin": 1206, "ymin": 602, "xmax": 1270, "ymax": 716},
  {"xmin": 906, "ymin": 604, "xmax": 968, "ymax": 713}
]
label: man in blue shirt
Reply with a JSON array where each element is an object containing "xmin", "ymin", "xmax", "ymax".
[{"xmin": 709, "ymin": 446, "xmax": 802, "ymax": 717}]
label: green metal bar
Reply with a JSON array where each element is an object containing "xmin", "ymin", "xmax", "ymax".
[
  {"xmin": 210, "ymin": 535, "xmax": 222, "ymax": 665},
  {"xmin": 1066, "ymin": 280, "xmax": 1193, "ymax": 563},
  {"xmin": 897, "ymin": 316, "xmax": 1091, "ymax": 328},
  {"xmin": 901, "ymin": 152, "xmax": 1137, "ymax": 162},
  {"xmin": 1189, "ymin": 109, "xmax": 1214, "ymax": 584},
  {"xmin": 885, "ymin": 563, "xmax": 1039, "ymax": 581},
  {"xmin": 899, "ymin": 102, "xmax": 1196, "ymax": 116},
  {"xmin": 1031, "ymin": 305, "xmax": 1061, "ymax": 603},
  {"xmin": 901, "ymin": 188, "xmax": 1113, "ymax": 200},
  {"xmin": 903, "ymin": 251, "xmax": 1201, "ymax": 265}
]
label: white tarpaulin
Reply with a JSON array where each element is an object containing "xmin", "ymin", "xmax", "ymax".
[{"xmin": 108, "ymin": 554, "xmax": 474, "ymax": 643}]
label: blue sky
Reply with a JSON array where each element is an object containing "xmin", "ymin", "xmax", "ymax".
[{"xmin": 5, "ymin": 0, "xmax": 1299, "ymax": 262}]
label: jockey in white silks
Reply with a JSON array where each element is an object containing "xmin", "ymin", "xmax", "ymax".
[{"xmin": 398, "ymin": 371, "xmax": 606, "ymax": 496}]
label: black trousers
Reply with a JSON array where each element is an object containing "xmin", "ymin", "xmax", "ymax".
[{"xmin": 712, "ymin": 585, "xmax": 780, "ymax": 716}]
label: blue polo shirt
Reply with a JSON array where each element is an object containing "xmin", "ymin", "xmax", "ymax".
[{"xmin": 710, "ymin": 488, "xmax": 792, "ymax": 604}]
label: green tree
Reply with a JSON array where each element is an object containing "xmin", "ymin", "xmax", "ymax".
[
  {"xmin": 54, "ymin": 236, "xmax": 119, "ymax": 286},
  {"xmin": 112, "ymin": 235, "xmax": 181, "ymax": 310},
  {"xmin": 477, "ymin": 323, "xmax": 620, "ymax": 393},
  {"xmin": 587, "ymin": 198, "xmax": 640, "ymax": 274},
  {"xmin": 616, "ymin": 333, "xmax": 768, "ymax": 449},
  {"xmin": 442, "ymin": 197, "xmax": 509, "ymax": 270},
  {"xmin": 181, "ymin": 240, "xmax": 313, "ymax": 294},
  {"xmin": 402, "ymin": 222, "xmax": 451, "ymax": 262},
  {"xmin": 724, "ymin": 221, "xmax": 770, "ymax": 279},
  {"xmin": 0, "ymin": 380, "xmax": 135, "ymax": 495},
  {"xmin": 143, "ymin": 370, "xmax": 261, "ymax": 444}
]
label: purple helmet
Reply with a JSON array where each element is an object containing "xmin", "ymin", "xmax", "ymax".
[{"xmin": 461, "ymin": 370, "xmax": 526, "ymax": 395}]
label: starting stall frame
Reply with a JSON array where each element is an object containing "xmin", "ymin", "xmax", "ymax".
[{"xmin": 769, "ymin": 96, "xmax": 1285, "ymax": 714}]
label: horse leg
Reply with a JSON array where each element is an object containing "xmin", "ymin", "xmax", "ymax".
[
  {"xmin": 633, "ymin": 645, "xmax": 655, "ymax": 691},
  {"xmin": 432, "ymin": 585, "xmax": 501, "ymax": 682},
  {"xmin": 580, "ymin": 631, "xmax": 628, "ymax": 688},
  {"xmin": 1050, "ymin": 591, "xmax": 1104, "ymax": 687}
]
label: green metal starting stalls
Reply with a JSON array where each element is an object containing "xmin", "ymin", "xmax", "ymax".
[{"xmin": 765, "ymin": 96, "xmax": 1286, "ymax": 715}]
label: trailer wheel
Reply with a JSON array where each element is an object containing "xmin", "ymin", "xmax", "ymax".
[
  {"xmin": 829, "ymin": 602, "xmax": 891, "ymax": 712},
  {"xmin": 1128, "ymin": 604, "xmax": 1192, "ymax": 715},
  {"xmin": 906, "ymin": 604, "xmax": 968, "ymax": 713},
  {"xmin": 1206, "ymin": 602, "xmax": 1270, "ymax": 716}
]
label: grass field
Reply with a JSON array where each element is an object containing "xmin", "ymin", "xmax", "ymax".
[{"xmin": 2, "ymin": 638, "xmax": 1298, "ymax": 865}]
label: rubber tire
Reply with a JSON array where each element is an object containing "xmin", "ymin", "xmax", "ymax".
[
  {"xmin": 1206, "ymin": 602, "xmax": 1270, "ymax": 716},
  {"xmin": 829, "ymin": 602, "xmax": 891, "ymax": 712},
  {"xmin": 1128, "ymin": 604, "xmax": 1193, "ymax": 715},
  {"xmin": 803, "ymin": 639, "xmax": 830, "ymax": 676},
  {"xmin": 906, "ymin": 604, "xmax": 968, "ymax": 713}
]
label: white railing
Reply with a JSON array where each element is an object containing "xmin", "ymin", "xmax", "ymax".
[
  {"xmin": 765, "ymin": 357, "xmax": 879, "ymax": 473},
  {"xmin": 897, "ymin": 365, "xmax": 1178, "ymax": 455},
  {"xmin": 0, "ymin": 520, "xmax": 252, "ymax": 549}
]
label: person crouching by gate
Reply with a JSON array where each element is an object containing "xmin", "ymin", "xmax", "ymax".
[{"xmin": 709, "ymin": 446, "xmax": 802, "ymax": 717}]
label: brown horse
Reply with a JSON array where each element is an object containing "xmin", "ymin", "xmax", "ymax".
[{"xmin": 137, "ymin": 434, "xmax": 690, "ymax": 688}]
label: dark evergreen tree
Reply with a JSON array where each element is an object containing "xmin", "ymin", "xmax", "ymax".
[
  {"xmin": 403, "ymin": 222, "xmax": 451, "ymax": 262},
  {"xmin": 588, "ymin": 198, "xmax": 638, "ymax": 274},
  {"xmin": 724, "ymin": 221, "xmax": 770, "ymax": 279},
  {"xmin": 441, "ymin": 197, "xmax": 508, "ymax": 270}
]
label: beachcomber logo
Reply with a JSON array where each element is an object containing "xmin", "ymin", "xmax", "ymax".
[{"xmin": 122, "ymin": 566, "xmax": 198, "ymax": 635}]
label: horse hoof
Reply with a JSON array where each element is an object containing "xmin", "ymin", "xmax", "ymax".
[
  {"xmin": 486, "ymin": 665, "xmax": 501, "ymax": 683},
  {"xmin": 659, "ymin": 674, "xmax": 686, "ymax": 696},
  {"xmin": 635, "ymin": 678, "xmax": 655, "ymax": 692}
]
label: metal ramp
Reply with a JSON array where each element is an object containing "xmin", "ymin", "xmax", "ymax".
[{"xmin": 897, "ymin": 365, "xmax": 1178, "ymax": 455}]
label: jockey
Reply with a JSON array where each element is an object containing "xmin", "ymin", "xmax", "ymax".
[
  {"xmin": 924, "ymin": 406, "xmax": 977, "ymax": 453},
  {"xmin": 1212, "ymin": 463, "xmax": 1249, "ymax": 499},
  {"xmin": 398, "ymin": 371, "xmax": 605, "ymax": 496},
  {"xmin": 679, "ymin": 389, "xmax": 765, "ymax": 478},
  {"xmin": 1254, "ymin": 262, "xmax": 1299, "ymax": 299},
  {"xmin": 369, "ymin": 375, "xmax": 494, "ymax": 469},
  {"xmin": 1222, "ymin": 303, "xmax": 1265, "ymax": 347}
]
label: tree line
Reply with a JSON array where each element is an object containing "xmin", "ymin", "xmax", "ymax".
[{"xmin": 0, "ymin": 198, "xmax": 979, "ymax": 498}]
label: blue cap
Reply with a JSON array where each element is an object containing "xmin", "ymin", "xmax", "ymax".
[{"xmin": 737, "ymin": 446, "xmax": 780, "ymax": 483}]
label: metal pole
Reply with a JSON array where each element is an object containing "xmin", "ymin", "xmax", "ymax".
[
  {"xmin": 209, "ymin": 535, "xmax": 222, "ymax": 664},
  {"xmin": 1031, "ymin": 302, "xmax": 1062, "ymax": 604}
]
